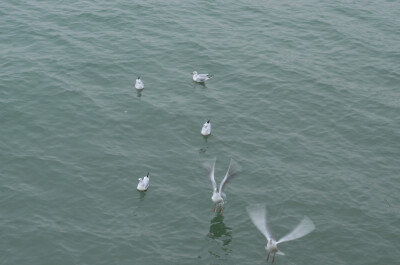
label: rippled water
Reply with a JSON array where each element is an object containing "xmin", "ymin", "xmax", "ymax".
[{"xmin": 1, "ymin": 0, "xmax": 400, "ymax": 264}]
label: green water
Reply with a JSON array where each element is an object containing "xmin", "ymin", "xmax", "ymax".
[{"xmin": 1, "ymin": 0, "xmax": 399, "ymax": 264}]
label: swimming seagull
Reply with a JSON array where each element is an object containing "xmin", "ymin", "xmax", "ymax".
[
  {"xmin": 135, "ymin": 76, "xmax": 144, "ymax": 89},
  {"xmin": 209, "ymin": 159, "xmax": 238, "ymax": 213},
  {"xmin": 192, "ymin": 71, "xmax": 213, "ymax": 83},
  {"xmin": 137, "ymin": 172, "xmax": 150, "ymax": 191},
  {"xmin": 201, "ymin": 120, "xmax": 211, "ymax": 136},
  {"xmin": 246, "ymin": 204, "xmax": 315, "ymax": 263}
]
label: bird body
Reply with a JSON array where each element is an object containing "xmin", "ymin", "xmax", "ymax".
[
  {"xmin": 137, "ymin": 173, "xmax": 150, "ymax": 191},
  {"xmin": 211, "ymin": 190, "xmax": 223, "ymax": 204},
  {"xmin": 192, "ymin": 71, "xmax": 213, "ymax": 83},
  {"xmin": 135, "ymin": 76, "xmax": 144, "ymax": 89},
  {"xmin": 266, "ymin": 240, "xmax": 279, "ymax": 253},
  {"xmin": 247, "ymin": 204, "xmax": 315, "ymax": 263},
  {"xmin": 201, "ymin": 120, "xmax": 211, "ymax": 136},
  {"xmin": 209, "ymin": 159, "xmax": 238, "ymax": 213}
]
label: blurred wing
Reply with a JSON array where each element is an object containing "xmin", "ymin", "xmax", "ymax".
[
  {"xmin": 219, "ymin": 159, "xmax": 239, "ymax": 193},
  {"xmin": 277, "ymin": 251, "xmax": 285, "ymax": 256},
  {"xmin": 246, "ymin": 204, "xmax": 273, "ymax": 241},
  {"xmin": 208, "ymin": 160, "xmax": 217, "ymax": 191},
  {"xmin": 277, "ymin": 217, "xmax": 315, "ymax": 244}
]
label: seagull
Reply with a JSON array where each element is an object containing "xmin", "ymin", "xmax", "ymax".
[
  {"xmin": 135, "ymin": 76, "xmax": 144, "ymax": 90},
  {"xmin": 246, "ymin": 204, "xmax": 315, "ymax": 263},
  {"xmin": 201, "ymin": 120, "xmax": 211, "ymax": 136},
  {"xmin": 192, "ymin": 71, "xmax": 213, "ymax": 83},
  {"xmin": 137, "ymin": 172, "xmax": 150, "ymax": 191},
  {"xmin": 209, "ymin": 159, "xmax": 238, "ymax": 213}
]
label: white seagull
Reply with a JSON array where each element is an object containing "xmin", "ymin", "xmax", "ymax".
[
  {"xmin": 137, "ymin": 172, "xmax": 150, "ymax": 191},
  {"xmin": 209, "ymin": 159, "xmax": 238, "ymax": 213},
  {"xmin": 192, "ymin": 71, "xmax": 213, "ymax": 83},
  {"xmin": 246, "ymin": 204, "xmax": 315, "ymax": 263},
  {"xmin": 135, "ymin": 76, "xmax": 144, "ymax": 90},
  {"xmin": 201, "ymin": 120, "xmax": 211, "ymax": 136}
]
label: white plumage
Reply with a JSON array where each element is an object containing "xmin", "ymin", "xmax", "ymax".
[
  {"xmin": 192, "ymin": 71, "xmax": 213, "ymax": 83},
  {"xmin": 208, "ymin": 159, "xmax": 238, "ymax": 213},
  {"xmin": 246, "ymin": 204, "xmax": 315, "ymax": 263},
  {"xmin": 135, "ymin": 76, "xmax": 144, "ymax": 89},
  {"xmin": 137, "ymin": 172, "xmax": 150, "ymax": 191},
  {"xmin": 201, "ymin": 120, "xmax": 211, "ymax": 136}
]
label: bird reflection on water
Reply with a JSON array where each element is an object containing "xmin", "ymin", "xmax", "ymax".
[
  {"xmin": 192, "ymin": 81, "xmax": 207, "ymax": 89},
  {"xmin": 138, "ymin": 190, "xmax": 146, "ymax": 201},
  {"xmin": 207, "ymin": 214, "xmax": 232, "ymax": 260},
  {"xmin": 199, "ymin": 137, "xmax": 209, "ymax": 153}
]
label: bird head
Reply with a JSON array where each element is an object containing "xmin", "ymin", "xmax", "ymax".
[
  {"xmin": 138, "ymin": 178, "xmax": 142, "ymax": 182},
  {"xmin": 192, "ymin": 71, "xmax": 197, "ymax": 75}
]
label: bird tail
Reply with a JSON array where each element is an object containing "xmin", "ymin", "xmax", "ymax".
[{"xmin": 207, "ymin": 74, "xmax": 214, "ymax": 79}]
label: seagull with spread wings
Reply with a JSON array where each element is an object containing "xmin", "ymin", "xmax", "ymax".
[
  {"xmin": 208, "ymin": 159, "xmax": 238, "ymax": 213},
  {"xmin": 246, "ymin": 204, "xmax": 315, "ymax": 263}
]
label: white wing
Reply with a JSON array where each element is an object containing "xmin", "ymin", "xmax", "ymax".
[
  {"xmin": 142, "ymin": 175, "xmax": 149, "ymax": 189},
  {"xmin": 208, "ymin": 160, "xmax": 217, "ymax": 191},
  {"xmin": 196, "ymin": 75, "xmax": 207, "ymax": 82},
  {"xmin": 198, "ymin": 74, "xmax": 213, "ymax": 81},
  {"xmin": 246, "ymin": 204, "xmax": 273, "ymax": 241},
  {"xmin": 135, "ymin": 79, "xmax": 144, "ymax": 89},
  {"xmin": 277, "ymin": 217, "xmax": 315, "ymax": 244},
  {"xmin": 219, "ymin": 159, "xmax": 239, "ymax": 194}
]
